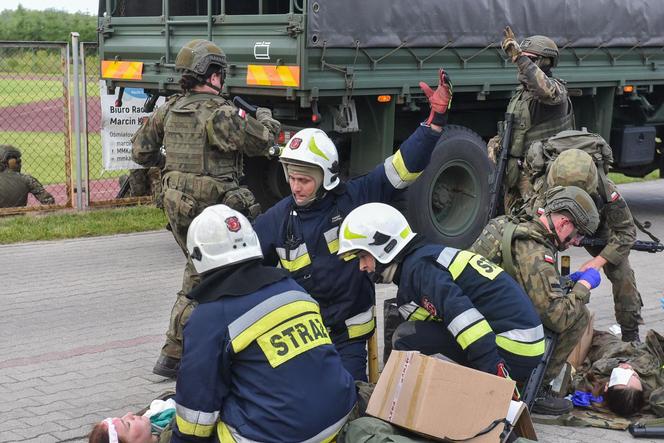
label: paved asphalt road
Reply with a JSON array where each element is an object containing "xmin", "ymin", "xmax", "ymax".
[{"xmin": 1, "ymin": 179, "xmax": 663, "ymax": 442}]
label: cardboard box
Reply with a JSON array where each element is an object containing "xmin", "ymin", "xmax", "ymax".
[
  {"xmin": 366, "ymin": 351, "xmax": 537, "ymax": 442},
  {"xmin": 567, "ymin": 312, "xmax": 595, "ymax": 369}
]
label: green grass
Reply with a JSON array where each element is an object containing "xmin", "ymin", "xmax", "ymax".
[
  {"xmin": 0, "ymin": 205, "xmax": 167, "ymax": 244},
  {"xmin": 0, "ymin": 78, "xmax": 65, "ymax": 107},
  {"xmin": 609, "ymin": 169, "xmax": 660, "ymax": 184},
  {"xmin": 1, "ymin": 131, "xmax": 126, "ymax": 185}
]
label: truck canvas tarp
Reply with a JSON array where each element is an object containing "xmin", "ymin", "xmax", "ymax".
[
  {"xmin": 307, "ymin": 0, "xmax": 664, "ymax": 48},
  {"xmin": 99, "ymin": 0, "xmax": 664, "ymax": 248}
]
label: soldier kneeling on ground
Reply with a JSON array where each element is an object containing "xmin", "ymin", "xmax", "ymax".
[
  {"xmin": 470, "ymin": 185, "xmax": 602, "ymax": 415},
  {"xmin": 0, "ymin": 145, "xmax": 54, "ymax": 208}
]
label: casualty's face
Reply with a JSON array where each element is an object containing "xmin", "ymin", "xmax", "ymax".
[
  {"xmin": 555, "ymin": 217, "xmax": 583, "ymax": 250},
  {"xmin": 288, "ymin": 172, "xmax": 317, "ymax": 205},
  {"xmin": 108, "ymin": 413, "xmax": 153, "ymax": 443},
  {"xmin": 357, "ymin": 251, "xmax": 376, "ymax": 273},
  {"xmin": 608, "ymin": 363, "xmax": 643, "ymax": 391}
]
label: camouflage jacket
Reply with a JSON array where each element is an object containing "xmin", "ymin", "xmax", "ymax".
[
  {"xmin": 515, "ymin": 55, "xmax": 568, "ymax": 106},
  {"xmin": 469, "ymin": 216, "xmax": 590, "ymax": 333},
  {"xmin": 573, "ymin": 329, "xmax": 664, "ymax": 416},
  {"xmin": 530, "ymin": 180, "xmax": 636, "ymax": 265},
  {"xmin": 131, "ymin": 92, "xmax": 277, "ymax": 176},
  {"xmin": 0, "ymin": 170, "xmax": 54, "ymax": 207}
]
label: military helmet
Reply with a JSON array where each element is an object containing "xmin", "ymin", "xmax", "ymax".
[
  {"xmin": 175, "ymin": 39, "xmax": 227, "ymax": 78},
  {"xmin": 543, "ymin": 185, "xmax": 600, "ymax": 236},
  {"xmin": 521, "ymin": 35, "xmax": 559, "ymax": 66},
  {"xmin": 546, "ymin": 149, "xmax": 598, "ymax": 195},
  {"xmin": 0, "ymin": 144, "xmax": 22, "ymax": 171}
]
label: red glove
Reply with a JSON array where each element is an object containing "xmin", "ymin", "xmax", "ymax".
[
  {"xmin": 419, "ymin": 68, "xmax": 453, "ymax": 126},
  {"xmin": 496, "ymin": 362, "xmax": 521, "ymax": 401}
]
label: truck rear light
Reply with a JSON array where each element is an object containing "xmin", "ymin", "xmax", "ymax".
[
  {"xmin": 377, "ymin": 95, "xmax": 392, "ymax": 103},
  {"xmin": 623, "ymin": 85, "xmax": 635, "ymax": 93},
  {"xmin": 278, "ymin": 130, "xmax": 294, "ymax": 145}
]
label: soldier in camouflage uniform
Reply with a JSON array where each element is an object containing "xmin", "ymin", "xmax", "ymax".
[
  {"xmin": 572, "ymin": 328, "xmax": 664, "ymax": 417},
  {"xmin": 489, "ymin": 27, "xmax": 575, "ymax": 213},
  {"xmin": 0, "ymin": 145, "xmax": 55, "ymax": 208},
  {"xmin": 120, "ymin": 167, "xmax": 164, "ymax": 207},
  {"xmin": 531, "ymin": 149, "xmax": 644, "ymax": 342},
  {"xmin": 470, "ymin": 186, "xmax": 601, "ymax": 415},
  {"xmin": 131, "ymin": 39, "xmax": 281, "ymax": 378}
]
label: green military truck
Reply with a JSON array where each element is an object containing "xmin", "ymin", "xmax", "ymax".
[{"xmin": 98, "ymin": 0, "xmax": 664, "ymax": 248}]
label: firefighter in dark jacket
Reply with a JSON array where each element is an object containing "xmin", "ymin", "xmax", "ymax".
[
  {"xmin": 337, "ymin": 202, "xmax": 545, "ymax": 382},
  {"xmin": 253, "ymin": 69, "xmax": 452, "ymax": 381},
  {"xmin": 173, "ymin": 204, "xmax": 357, "ymax": 443}
]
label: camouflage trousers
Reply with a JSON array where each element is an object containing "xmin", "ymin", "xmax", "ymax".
[
  {"xmin": 545, "ymin": 304, "xmax": 590, "ymax": 384},
  {"xmin": 585, "ymin": 245, "xmax": 644, "ymax": 330},
  {"xmin": 158, "ymin": 171, "xmax": 261, "ymax": 360}
]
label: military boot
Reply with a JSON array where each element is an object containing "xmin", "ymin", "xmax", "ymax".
[
  {"xmin": 153, "ymin": 355, "xmax": 180, "ymax": 379},
  {"xmin": 621, "ymin": 326, "xmax": 641, "ymax": 343},
  {"xmin": 532, "ymin": 386, "xmax": 573, "ymax": 415}
]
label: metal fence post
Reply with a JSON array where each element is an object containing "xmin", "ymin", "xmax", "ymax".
[{"xmin": 71, "ymin": 32, "xmax": 85, "ymax": 210}]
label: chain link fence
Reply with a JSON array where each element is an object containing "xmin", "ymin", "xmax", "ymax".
[
  {"xmin": 0, "ymin": 41, "xmax": 73, "ymax": 215},
  {"xmin": 0, "ymin": 41, "xmax": 153, "ymax": 215}
]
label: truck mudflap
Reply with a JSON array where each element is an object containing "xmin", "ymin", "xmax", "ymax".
[{"xmin": 246, "ymin": 64, "xmax": 301, "ymax": 88}]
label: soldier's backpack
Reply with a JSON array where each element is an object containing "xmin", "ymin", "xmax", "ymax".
[
  {"xmin": 524, "ymin": 129, "xmax": 614, "ymax": 203},
  {"xmin": 524, "ymin": 129, "xmax": 613, "ymax": 180}
]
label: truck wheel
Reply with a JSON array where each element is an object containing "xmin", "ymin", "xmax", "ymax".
[
  {"xmin": 243, "ymin": 157, "xmax": 290, "ymax": 210},
  {"xmin": 405, "ymin": 125, "xmax": 491, "ymax": 249}
]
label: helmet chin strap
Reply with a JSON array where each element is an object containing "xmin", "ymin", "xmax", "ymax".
[{"xmin": 546, "ymin": 214, "xmax": 574, "ymax": 251}]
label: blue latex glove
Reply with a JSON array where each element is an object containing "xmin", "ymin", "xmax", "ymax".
[
  {"xmin": 571, "ymin": 390, "xmax": 603, "ymax": 408},
  {"xmin": 569, "ymin": 268, "xmax": 601, "ymax": 289}
]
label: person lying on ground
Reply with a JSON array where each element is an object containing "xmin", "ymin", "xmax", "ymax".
[{"xmin": 571, "ymin": 328, "xmax": 664, "ymax": 417}]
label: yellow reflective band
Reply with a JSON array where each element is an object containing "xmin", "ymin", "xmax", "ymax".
[
  {"xmin": 308, "ymin": 136, "xmax": 329, "ymax": 160},
  {"xmin": 391, "ymin": 150, "xmax": 421, "ymax": 182},
  {"xmin": 496, "ymin": 336, "xmax": 545, "ymax": 357},
  {"xmin": 231, "ymin": 301, "xmax": 320, "ymax": 353},
  {"xmin": 348, "ymin": 316, "xmax": 375, "ymax": 339},
  {"xmin": 456, "ymin": 320, "xmax": 492, "ymax": 350},
  {"xmin": 447, "ymin": 250, "xmax": 474, "ymax": 280},
  {"xmin": 279, "ymin": 253, "xmax": 311, "ymax": 272},
  {"xmin": 176, "ymin": 416, "xmax": 214, "ymax": 438},
  {"xmin": 216, "ymin": 422, "xmax": 237, "ymax": 442},
  {"xmin": 399, "ymin": 226, "xmax": 411, "ymax": 239},
  {"xmin": 257, "ymin": 312, "xmax": 332, "ymax": 367},
  {"xmin": 327, "ymin": 238, "xmax": 339, "ymax": 253},
  {"xmin": 409, "ymin": 307, "xmax": 434, "ymax": 321},
  {"xmin": 469, "ymin": 255, "xmax": 503, "ymax": 281},
  {"xmin": 343, "ymin": 224, "xmax": 367, "ymax": 240}
]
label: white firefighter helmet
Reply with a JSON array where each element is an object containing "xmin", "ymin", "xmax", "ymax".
[
  {"xmin": 279, "ymin": 128, "xmax": 340, "ymax": 190},
  {"xmin": 338, "ymin": 202, "xmax": 416, "ymax": 264},
  {"xmin": 186, "ymin": 204, "xmax": 262, "ymax": 274}
]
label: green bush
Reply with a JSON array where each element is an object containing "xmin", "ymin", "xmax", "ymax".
[{"xmin": 0, "ymin": 6, "xmax": 96, "ymax": 42}]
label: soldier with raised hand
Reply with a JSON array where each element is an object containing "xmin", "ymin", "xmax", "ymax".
[
  {"xmin": 0, "ymin": 145, "xmax": 54, "ymax": 208},
  {"xmin": 131, "ymin": 39, "xmax": 281, "ymax": 378},
  {"xmin": 470, "ymin": 185, "xmax": 601, "ymax": 415},
  {"xmin": 490, "ymin": 27, "xmax": 575, "ymax": 213},
  {"xmin": 533, "ymin": 149, "xmax": 643, "ymax": 342}
]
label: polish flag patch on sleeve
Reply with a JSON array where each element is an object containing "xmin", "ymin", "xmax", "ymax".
[
  {"xmin": 544, "ymin": 254, "xmax": 555, "ymax": 264},
  {"xmin": 610, "ymin": 191, "xmax": 620, "ymax": 202},
  {"xmin": 238, "ymin": 108, "xmax": 247, "ymax": 119}
]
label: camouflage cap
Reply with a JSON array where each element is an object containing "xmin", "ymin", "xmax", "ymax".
[
  {"xmin": 546, "ymin": 149, "xmax": 599, "ymax": 195},
  {"xmin": 521, "ymin": 35, "xmax": 559, "ymax": 66},
  {"xmin": 175, "ymin": 39, "xmax": 227, "ymax": 77},
  {"xmin": 544, "ymin": 185, "xmax": 600, "ymax": 236}
]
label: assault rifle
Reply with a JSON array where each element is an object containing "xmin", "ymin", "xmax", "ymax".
[
  {"xmin": 579, "ymin": 238, "xmax": 664, "ymax": 253},
  {"xmin": 233, "ymin": 96, "xmax": 282, "ymax": 157},
  {"xmin": 487, "ymin": 113, "xmax": 515, "ymax": 220}
]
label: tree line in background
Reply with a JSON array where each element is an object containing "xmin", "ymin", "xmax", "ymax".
[{"xmin": 0, "ymin": 6, "xmax": 97, "ymax": 42}]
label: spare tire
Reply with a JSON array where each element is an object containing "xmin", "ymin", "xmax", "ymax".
[{"xmin": 405, "ymin": 125, "xmax": 492, "ymax": 248}]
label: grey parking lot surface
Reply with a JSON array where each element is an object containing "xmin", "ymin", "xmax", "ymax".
[{"xmin": 1, "ymin": 179, "xmax": 663, "ymax": 442}]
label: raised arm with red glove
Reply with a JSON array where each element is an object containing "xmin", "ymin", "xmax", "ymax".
[{"xmin": 419, "ymin": 68, "xmax": 453, "ymax": 128}]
